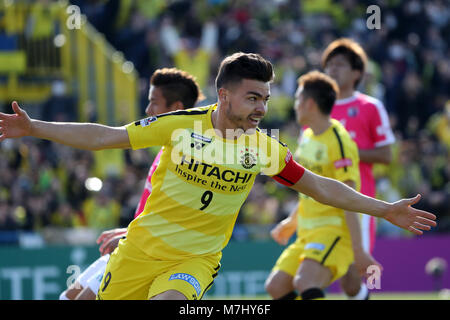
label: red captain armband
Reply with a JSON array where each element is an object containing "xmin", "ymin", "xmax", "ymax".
[{"xmin": 271, "ymin": 150, "xmax": 305, "ymax": 186}]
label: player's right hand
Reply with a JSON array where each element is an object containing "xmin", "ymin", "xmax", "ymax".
[
  {"xmin": 0, "ymin": 101, "xmax": 32, "ymax": 141},
  {"xmin": 270, "ymin": 219, "xmax": 296, "ymax": 245}
]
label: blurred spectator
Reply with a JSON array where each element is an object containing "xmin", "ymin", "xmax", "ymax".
[
  {"xmin": 427, "ymin": 101, "xmax": 450, "ymax": 151},
  {"xmin": 0, "ymin": 200, "xmax": 18, "ymax": 231},
  {"xmin": 160, "ymin": 15, "xmax": 218, "ymax": 92},
  {"xmin": 50, "ymin": 203, "xmax": 84, "ymax": 228},
  {"xmin": 82, "ymin": 186, "xmax": 121, "ymax": 230}
]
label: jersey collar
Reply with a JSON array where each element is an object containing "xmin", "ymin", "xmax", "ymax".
[{"xmin": 334, "ymin": 91, "xmax": 359, "ymax": 105}]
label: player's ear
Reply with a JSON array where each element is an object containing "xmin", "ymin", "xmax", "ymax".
[
  {"xmin": 218, "ymin": 87, "xmax": 228, "ymax": 103},
  {"xmin": 305, "ymin": 96, "xmax": 315, "ymax": 112},
  {"xmin": 168, "ymin": 101, "xmax": 184, "ymax": 112}
]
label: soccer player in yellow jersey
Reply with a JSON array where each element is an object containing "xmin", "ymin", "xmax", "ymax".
[
  {"xmin": 0, "ymin": 53, "xmax": 436, "ymax": 300},
  {"xmin": 265, "ymin": 71, "xmax": 381, "ymax": 300},
  {"xmin": 59, "ymin": 67, "xmax": 205, "ymax": 300}
]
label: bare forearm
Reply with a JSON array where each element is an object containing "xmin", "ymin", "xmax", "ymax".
[
  {"xmin": 288, "ymin": 167, "xmax": 436, "ymax": 235},
  {"xmin": 293, "ymin": 171, "xmax": 390, "ymax": 219},
  {"xmin": 317, "ymin": 177, "xmax": 388, "ymax": 218},
  {"xmin": 30, "ymin": 120, "xmax": 130, "ymax": 150},
  {"xmin": 359, "ymin": 145, "xmax": 392, "ymax": 164}
]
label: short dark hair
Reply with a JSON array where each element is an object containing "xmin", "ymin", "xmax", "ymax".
[
  {"xmin": 321, "ymin": 38, "xmax": 368, "ymax": 88},
  {"xmin": 150, "ymin": 68, "xmax": 204, "ymax": 109},
  {"xmin": 297, "ymin": 70, "xmax": 340, "ymax": 115},
  {"xmin": 215, "ymin": 52, "xmax": 274, "ymax": 92}
]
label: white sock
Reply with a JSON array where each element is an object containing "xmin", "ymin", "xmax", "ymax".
[{"xmin": 348, "ymin": 283, "xmax": 369, "ymax": 300}]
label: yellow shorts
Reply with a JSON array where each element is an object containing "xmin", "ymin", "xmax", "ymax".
[
  {"xmin": 96, "ymin": 238, "xmax": 221, "ymax": 300},
  {"xmin": 272, "ymin": 227, "xmax": 354, "ymax": 284}
]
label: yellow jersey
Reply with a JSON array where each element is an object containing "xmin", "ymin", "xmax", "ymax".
[
  {"xmin": 295, "ymin": 119, "xmax": 360, "ymax": 234},
  {"xmin": 125, "ymin": 104, "xmax": 291, "ymax": 259}
]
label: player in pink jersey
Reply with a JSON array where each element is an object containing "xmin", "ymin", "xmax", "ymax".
[
  {"xmin": 59, "ymin": 68, "xmax": 204, "ymax": 300},
  {"xmin": 322, "ymin": 38, "xmax": 395, "ymax": 300}
]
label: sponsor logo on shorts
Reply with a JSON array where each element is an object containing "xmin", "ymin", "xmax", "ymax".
[
  {"xmin": 305, "ymin": 242, "xmax": 326, "ymax": 251},
  {"xmin": 169, "ymin": 273, "xmax": 201, "ymax": 296}
]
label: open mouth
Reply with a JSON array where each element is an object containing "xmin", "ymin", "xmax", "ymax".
[{"xmin": 248, "ymin": 115, "xmax": 263, "ymax": 126}]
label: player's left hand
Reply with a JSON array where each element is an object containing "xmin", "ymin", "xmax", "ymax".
[{"xmin": 383, "ymin": 194, "xmax": 437, "ymax": 235}]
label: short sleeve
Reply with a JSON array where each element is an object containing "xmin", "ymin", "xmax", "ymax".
[
  {"xmin": 259, "ymin": 134, "xmax": 290, "ymax": 177},
  {"xmin": 125, "ymin": 115, "xmax": 174, "ymax": 150},
  {"xmin": 368, "ymin": 99, "xmax": 395, "ymax": 148}
]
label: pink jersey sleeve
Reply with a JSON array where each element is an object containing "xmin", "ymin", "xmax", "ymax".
[
  {"xmin": 365, "ymin": 95, "xmax": 395, "ymax": 148},
  {"xmin": 134, "ymin": 149, "xmax": 163, "ymax": 219}
]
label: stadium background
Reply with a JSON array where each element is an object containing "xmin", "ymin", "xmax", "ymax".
[{"xmin": 0, "ymin": 0, "xmax": 449, "ymax": 300}]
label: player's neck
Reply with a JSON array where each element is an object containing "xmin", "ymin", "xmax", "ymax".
[
  {"xmin": 309, "ymin": 117, "xmax": 332, "ymax": 136},
  {"xmin": 211, "ymin": 107, "xmax": 245, "ymax": 140},
  {"xmin": 337, "ymin": 87, "xmax": 355, "ymax": 100}
]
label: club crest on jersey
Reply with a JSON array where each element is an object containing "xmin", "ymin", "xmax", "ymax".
[
  {"xmin": 240, "ymin": 149, "xmax": 257, "ymax": 169},
  {"xmin": 135, "ymin": 116, "xmax": 157, "ymax": 127},
  {"xmin": 315, "ymin": 149, "xmax": 323, "ymax": 161},
  {"xmin": 347, "ymin": 107, "xmax": 358, "ymax": 117}
]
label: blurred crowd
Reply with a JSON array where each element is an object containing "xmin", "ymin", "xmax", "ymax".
[{"xmin": 0, "ymin": 0, "xmax": 449, "ymax": 242}]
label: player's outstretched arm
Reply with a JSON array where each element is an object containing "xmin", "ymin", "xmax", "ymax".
[
  {"xmin": 290, "ymin": 169, "xmax": 437, "ymax": 235},
  {"xmin": 0, "ymin": 101, "xmax": 131, "ymax": 150}
]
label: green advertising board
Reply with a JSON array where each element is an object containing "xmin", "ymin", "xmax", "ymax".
[{"xmin": 0, "ymin": 241, "xmax": 285, "ymax": 300}]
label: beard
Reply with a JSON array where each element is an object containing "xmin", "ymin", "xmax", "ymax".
[{"xmin": 225, "ymin": 102, "xmax": 246, "ymax": 130}]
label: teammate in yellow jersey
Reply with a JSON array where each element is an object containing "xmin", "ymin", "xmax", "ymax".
[
  {"xmin": 265, "ymin": 71, "xmax": 381, "ymax": 300},
  {"xmin": 0, "ymin": 52, "xmax": 436, "ymax": 300}
]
